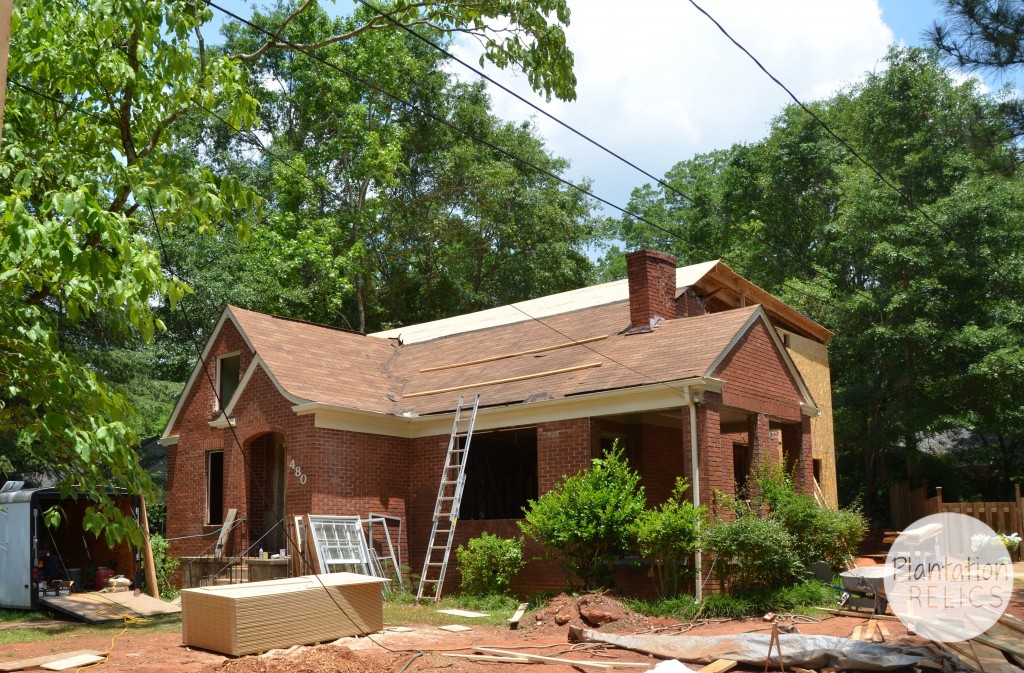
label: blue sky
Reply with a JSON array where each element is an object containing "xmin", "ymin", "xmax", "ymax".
[{"xmin": 203, "ymin": 1, "xmax": 1003, "ymax": 212}]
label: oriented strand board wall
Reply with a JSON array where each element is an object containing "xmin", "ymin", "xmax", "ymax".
[{"xmin": 778, "ymin": 329, "xmax": 838, "ymax": 509}]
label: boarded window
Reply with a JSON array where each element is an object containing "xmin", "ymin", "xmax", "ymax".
[
  {"xmin": 207, "ymin": 450, "xmax": 224, "ymax": 525},
  {"xmin": 460, "ymin": 428, "xmax": 537, "ymax": 520},
  {"xmin": 218, "ymin": 353, "xmax": 241, "ymax": 408}
]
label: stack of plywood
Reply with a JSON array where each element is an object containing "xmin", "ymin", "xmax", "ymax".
[{"xmin": 181, "ymin": 572, "xmax": 386, "ymax": 656}]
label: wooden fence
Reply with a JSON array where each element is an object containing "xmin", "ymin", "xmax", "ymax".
[{"xmin": 889, "ymin": 481, "xmax": 1024, "ymax": 560}]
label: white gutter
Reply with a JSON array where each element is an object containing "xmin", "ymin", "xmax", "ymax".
[{"xmin": 685, "ymin": 385, "xmax": 702, "ymax": 603}]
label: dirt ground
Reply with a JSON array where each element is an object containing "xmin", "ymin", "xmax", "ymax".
[{"xmin": 5, "ymin": 580, "xmax": 1024, "ymax": 673}]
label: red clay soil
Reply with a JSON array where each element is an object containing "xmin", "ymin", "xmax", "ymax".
[{"xmin": 5, "ymin": 586, "xmax": 1024, "ymax": 673}]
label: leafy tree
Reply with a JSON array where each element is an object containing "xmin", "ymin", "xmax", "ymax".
[
  {"xmin": 152, "ymin": 2, "xmax": 595, "ymax": 355},
  {"xmin": 603, "ymin": 47, "xmax": 1024, "ymax": 518},
  {"xmin": 519, "ymin": 446, "xmax": 646, "ymax": 590},
  {"xmin": 2, "ymin": 0, "xmax": 583, "ymax": 538}
]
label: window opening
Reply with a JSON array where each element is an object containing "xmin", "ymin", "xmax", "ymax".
[
  {"xmin": 217, "ymin": 353, "xmax": 241, "ymax": 409},
  {"xmin": 461, "ymin": 428, "xmax": 537, "ymax": 520},
  {"xmin": 207, "ymin": 450, "xmax": 224, "ymax": 525}
]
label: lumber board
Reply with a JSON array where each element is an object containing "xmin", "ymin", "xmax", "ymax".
[
  {"xmin": 820, "ymin": 608, "xmax": 899, "ymax": 621},
  {"xmin": 420, "ymin": 336, "xmax": 608, "ymax": 372},
  {"xmin": 40, "ymin": 654, "xmax": 105, "ymax": 671},
  {"xmin": 0, "ymin": 651, "xmax": 105, "ymax": 672},
  {"xmin": 509, "ymin": 602, "xmax": 529, "ymax": 630},
  {"xmin": 998, "ymin": 614, "xmax": 1024, "ymax": 637},
  {"xmin": 943, "ymin": 640, "xmax": 1024, "ymax": 673},
  {"xmin": 973, "ymin": 633, "xmax": 1024, "ymax": 660},
  {"xmin": 403, "ymin": 362, "xmax": 602, "ymax": 398},
  {"xmin": 443, "ymin": 653, "xmax": 533, "ymax": 663},
  {"xmin": 697, "ymin": 660, "xmax": 738, "ymax": 673},
  {"xmin": 475, "ymin": 648, "xmax": 649, "ymax": 668},
  {"xmin": 215, "ymin": 508, "xmax": 237, "ymax": 558}
]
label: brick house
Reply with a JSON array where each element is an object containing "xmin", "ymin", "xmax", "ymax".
[{"xmin": 161, "ymin": 250, "xmax": 837, "ymax": 595}]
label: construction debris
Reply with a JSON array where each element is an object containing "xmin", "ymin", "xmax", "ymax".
[
  {"xmin": 436, "ymin": 609, "xmax": 488, "ymax": 618},
  {"xmin": 437, "ymin": 624, "xmax": 473, "ymax": 632},
  {"xmin": 567, "ymin": 626, "xmax": 960, "ymax": 672},
  {"xmin": 509, "ymin": 602, "xmax": 529, "ymax": 630},
  {"xmin": 0, "ymin": 651, "xmax": 106, "ymax": 673},
  {"xmin": 475, "ymin": 647, "xmax": 651, "ymax": 668}
]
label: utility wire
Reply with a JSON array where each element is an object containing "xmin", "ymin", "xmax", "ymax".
[
  {"xmin": 686, "ymin": 0, "xmax": 1021, "ymax": 292},
  {"xmin": 201, "ymin": 0, "xmax": 842, "ymax": 315},
  {"xmin": 351, "ymin": 0, "xmax": 873, "ymax": 307}
]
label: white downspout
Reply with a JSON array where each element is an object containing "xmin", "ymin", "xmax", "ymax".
[{"xmin": 685, "ymin": 385, "xmax": 702, "ymax": 603}]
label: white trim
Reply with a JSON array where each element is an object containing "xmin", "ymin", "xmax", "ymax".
[
  {"xmin": 161, "ymin": 307, "xmax": 257, "ymax": 440},
  {"xmin": 208, "ymin": 415, "xmax": 236, "ymax": 428},
  {"xmin": 293, "ymin": 378, "xmax": 719, "ymax": 439},
  {"xmin": 158, "ymin": 435, "xmax": 179, "ymax": 447},
  {"xmin": 703, "ymin": 307, "xmax": 819, "ymax": 413}
]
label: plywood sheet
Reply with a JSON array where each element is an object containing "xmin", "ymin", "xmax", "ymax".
[
  {"xmin": 40, "ymin": 654, "xmax": 105, "ymax": 670},
  {"xmin": 40, "ymin": 592, "xmax": 180, "ymax": 623},
  {"xmin": 181, "ymin": 573, "xmax": 386, "ymax": 656},
  {"xmin": 0, "ymin": 650, "xmax": 104, "ymax": 672},
  {"xmin": 781, "ymin": 328, "xmax": 838, "ymax": 508}
]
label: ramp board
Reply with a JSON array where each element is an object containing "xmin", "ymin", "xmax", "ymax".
[{"xmin": 41, "ymin": 591, "xmax": 181, "ymax": 623}]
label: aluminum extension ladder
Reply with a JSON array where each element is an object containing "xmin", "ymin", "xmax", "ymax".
[{"xmin": 416, "ymin": 394, "xmax": 480, "ymax": 601}]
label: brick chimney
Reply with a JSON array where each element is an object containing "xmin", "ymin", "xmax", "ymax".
[{"xmin": 625, "ymin": 249, "xmax": 678, "ymax": 331}]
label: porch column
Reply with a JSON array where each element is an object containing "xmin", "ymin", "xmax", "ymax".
[
  {"xmin": 781, "ymin": 417, "xmax": 814, "ymax": 495},
  {"xmin": 747, "ymin": 412, "xmax": 772, "ymax": 476},
  {"xmin": 692, "ymin": 391, "xmax": 733, "ymax": 506}
]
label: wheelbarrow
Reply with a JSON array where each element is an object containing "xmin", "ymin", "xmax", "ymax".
[{"xmin": 839, "ymin": 566, "xmax": 895, "ymax": 614}]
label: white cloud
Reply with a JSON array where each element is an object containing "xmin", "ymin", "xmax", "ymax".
[{"xmin": 448, "ymin": 0, "xmax": 896, "ymax": 209}]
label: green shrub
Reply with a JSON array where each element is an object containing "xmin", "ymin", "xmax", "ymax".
[
  {"xmin": 631, "ymin": 478, "xmax": 705, "ymax": 598},
  {"xmin": 520, "ymin": 445, "xmax": 646, "ymax": 590},
  {"xmin": 455, "ymin": 533, "xmax": 525, "ymax": 596},
  {"xmin": 627, "ymin": 580, "xmax": 838, "ymax": 620},
  {"xmin": 705, "ymin": 515, "xmax": 802, "ymax": 590},
  {"xmin": 147, "ymin": 534, "xmax": 179, "ymax": 600}
]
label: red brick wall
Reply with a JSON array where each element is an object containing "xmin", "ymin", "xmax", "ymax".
[
  {"xmin": 167, "ymin": 325, "xmax": 411, "ymax": 570},
  {"xmin": 714, "ymin": 318, "xmax": 804, "ymax": 421},
  {"xmin": 626, "ymin": 249, "xmax": 678, "ymax": 330}
]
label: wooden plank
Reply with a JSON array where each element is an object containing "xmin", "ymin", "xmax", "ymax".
[
  {"xmin": 303, "ymin": 514, "xmax": 322, "ymax": 575},
  {"xmin": 420, "ymin": 336, "xmax": 607, "ymax": 372},
  {"xmin": 0, "ymin": 651, "xmax": 105, "ymax": 673},
  {"xmin": 998, "ymin": 614, "xmax": 1024, "ymax": 637},
  {"xmin": 508, "ymin": 602, "xmax": 528, "ymax": 630},
  {"xmin": 819, "ymin": 608, "xmax": 899, "ymax": 621},
  {"xmin": 215, "ymin": 508, "xmax": 237, "ymax": 559},
  {"xmin": 475, "ymin": 648, "xmax": 649, "ymax": 669},
  {"xmin": 443, "ymin": 654, "xmax": 533, "ymax": 663},
  {"xmin": 40, "ymin": 592, "xmax": 180, "ymax": 624},
  {"xmin": 973, "ymin": 633, "xmax": 1024, "ymax": 660},
  {"xmin": 403, "ymin": 362, "xmax": 603, "ymax": 398},
  {"xmin": 943, "ymin": 640, "xmax": 1024, "ymax": 673},
  {"xmin": 697, "ymin": 660, "xmax": 738, "ymax": 673},
  {"xmin": 40, "ymin": 654, "xmax": 106, "ymax": 671}
]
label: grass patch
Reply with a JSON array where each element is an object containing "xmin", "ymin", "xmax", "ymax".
[
  {"xmin": 0, "ymin": 614, "xmax": 181, "ymax": 648},
  {"xmin": 627, "ymin": 580, "xmax": 840, "ymax": 620},
  {"xmin": 0, "ymin": 609, "xmax": 52, "ymax": 623},
  {"xmin": 384, "ymin": 593, "xmax": 528, "ymax": 627}
]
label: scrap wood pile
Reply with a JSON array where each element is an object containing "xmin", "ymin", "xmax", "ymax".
[{"xmin": 932, "ymin": 613, "xmax": 1024, "ymax": 673}]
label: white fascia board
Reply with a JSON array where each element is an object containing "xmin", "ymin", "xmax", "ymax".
[
  {"xmin": 704, "ymin": 307, "xmax": 819, "ymax": 414},
  {"xmin": 293, "ymin": 377, "xmax": 718, "ymax": 439},
  {"xmin": 158, "ymin": 435, "xmax": 179, "ymax": 447},
  {"xmin": 161, "ymin": 306, "xmax": 257, "ymax": 440}
]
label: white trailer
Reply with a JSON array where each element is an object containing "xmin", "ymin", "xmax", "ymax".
[{"xmin": 0, "ymin": 481, "xmax": 140, "ymax": 610}]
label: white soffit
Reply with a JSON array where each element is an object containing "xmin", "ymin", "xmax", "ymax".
[{"xmin": 369, "ymin": 259, "xmax": 721, "ymax": 345}]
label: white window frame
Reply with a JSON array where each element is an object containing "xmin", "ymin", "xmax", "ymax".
[{"xmin": 215, "ymin": 351, "xmax": 241, "ymax": 411}]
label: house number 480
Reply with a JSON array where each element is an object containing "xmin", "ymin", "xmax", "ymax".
[{"xmin": 289, "ymin": 459, "xmax": 308, "ymax": 485}]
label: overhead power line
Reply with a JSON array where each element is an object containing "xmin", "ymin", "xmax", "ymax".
[
  {"xmin": 200, "ymin": 0, "xmax": 848, "ymax": 315},
  {"xmin": 351, "ymin": 0, "xmax": 875, "ymax": 307},
  {"xmin": 686, "ymin": 0, "xmax": 1021, "ymax": 293}
]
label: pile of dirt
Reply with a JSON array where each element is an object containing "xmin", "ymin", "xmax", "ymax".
[
  {"xmin": 201, "ymin": 644, "xmax": 402, "ymax": 673},
  {"xmin": 529, "ymin": 593, "xmax": 648, "ymax": 632}
]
